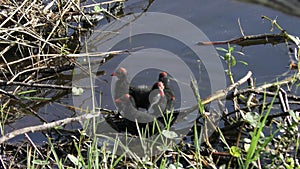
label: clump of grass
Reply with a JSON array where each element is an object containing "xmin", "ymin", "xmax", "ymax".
[{"xmin": 243, "ymin": 87, "xmax": 279, "ymax": 168}]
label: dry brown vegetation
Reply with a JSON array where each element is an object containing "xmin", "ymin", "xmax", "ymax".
[{"xmin": 0, "ymin": 0, "xmax": 126, "ymax": 119}]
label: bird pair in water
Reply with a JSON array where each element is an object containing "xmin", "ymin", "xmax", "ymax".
[{"xmin": 111, "ymin": 67, "xmax": 175, "ymax": 123}]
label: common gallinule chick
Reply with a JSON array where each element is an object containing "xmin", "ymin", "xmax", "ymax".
[
  {"xmin": 115, "ymin": 94, "xmax": 155, "ymax": 122},
  {"xmin": 147, "ymin": 82, "xmax": 168, "ymax": 115},
  {"xmin": 158, "ymin": 71, "xmax": 175, "ymax": 111},
  {"xmin": 131, "ymin": 81, "xmax": 165, "ymax": 111},
  {"xmin": 117, "ymin": 93, "xmax": 189, "ymax": 127},
  {"xmin": 111, "ymin": 67, "xmax": 165, "ymax": 111},
  {"xmin": 111, "ymin": 67, "xmax": 130, "ymax": 101},
  {"xmin": 111, "ymin": 67, "xmax": 135, "ymax": 110},
  {"xmin": 114, "ymin": 94, "xmax": 165, "ymax": 132}
]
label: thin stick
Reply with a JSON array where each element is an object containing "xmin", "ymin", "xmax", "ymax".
[
  {"xmin": 25, "ymin": 133, "xmax": 44, "ymax": 159},
  {"xmin": 238, "ymin": 18, "xmax": 245, "ymax": 37},
  {"xmin": 82, "ymin": 0, "xmax": 125, "ymax": 8},
  {"xmin": 0, "ymin": 80, "xmax": 72, "ymax": 90},
  {"xmin": 0, "ymin": 88, "xmax": 20, "ymax": 100},
  {"xmin": 8, "ymin": 66, "xmax": 47, "ymax": 83}
]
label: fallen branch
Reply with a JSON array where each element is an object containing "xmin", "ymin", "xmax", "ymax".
[
  {"xmin": 0, "ymin": 112, "xmax": 103, "ymax": 144},
  {"xmin": 201, "ymin": 71, "xmax": 253, "ymax": 105},
  {"xmin": 255, "ymin": 75, "xmax": 298, "ymax": 91},
  {"xmin": 234, "ymin": 88, "xmax": 300, "ymax": 101},
  {"xmin": 197, "ymin": 33, "xmax": 287, "ymax": 47},
  {"xmin": 197, "ymin": 16, "xmax": 300, "ymax": 52}
]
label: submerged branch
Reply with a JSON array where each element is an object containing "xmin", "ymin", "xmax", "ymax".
[{"xmin": 197, "ymin": 34, "xmax": 287, "ymax": 47}]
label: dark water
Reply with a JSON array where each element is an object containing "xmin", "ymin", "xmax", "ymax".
[
  {"xmin": 153, "ymin": 0, "xmax": 300, "ymax": 83},
  {"xmin": 5, "ymin": 0, "xmax": 300, "ymax": 143}
]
